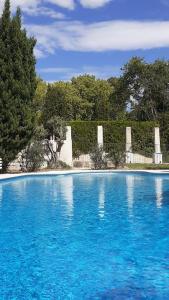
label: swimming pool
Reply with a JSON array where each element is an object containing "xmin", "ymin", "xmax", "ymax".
[{"xmin": 0, "ymin": 172, "xmax": 169, "ymax": 299}]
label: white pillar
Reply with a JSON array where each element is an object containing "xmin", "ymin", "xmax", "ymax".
[
  {"xmin": 97, "ymin": 126, "xmax": 103, "ymax": 147},
  {"xmin": 0, "ymin": 158, "xmax": 2, "ymax": 170},
  {"xmin": 59, "ymin": 126, "xmax": 73, "ymax": 167},
  {"xmin": 126, "ymin": 127, "xmax": 133, "ymax": 163},
  {"xmin": 154, "ymin": 127, "xmax": 162, "ymax": 164}
]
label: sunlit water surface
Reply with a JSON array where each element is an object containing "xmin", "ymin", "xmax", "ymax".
[{"xmin": 0, "ymin": 173, "xmax": 169, "ymax": 299}]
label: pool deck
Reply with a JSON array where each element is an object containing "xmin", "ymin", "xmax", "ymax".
[{"xmin": 1, "ymin": 169, "xmax": 169, "ymax": 181}]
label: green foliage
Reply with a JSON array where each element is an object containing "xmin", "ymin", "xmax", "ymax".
[
  {"xmin": 69, "ymin": 120, "xmax": 157, "ymax": 157},
  {"xmin": 158, "ymin": 112, "xmax": 169, "ymax": 162},
  {"xmin": 108, "ymin": 76, "xmax": 128, "ymax": 119},
  {"xmin": 90, "ymin": 146, "xmax": 107, "ymax": 170},
  {"xmin": 57, "ymin": 161, "xmax": 72, "ymax": 170},
  {"xmin": 126, "ymin": 164, "xmax": 169, "ymax": 170},
  {"xmin": 45, "ymin": 116, "xmax": 67, "ymax": 145},
  {"xmin": 42, "ymin": 75, "xmax": 116, "ymax": 124},
  {"xmin": 0, "ymin": 1, "xmax": 36, "ymax": 172},
  {"xmin": 43, "ymin": 81, "xmax": 92, "ymax": 122},
  {"xmin": 72, "ymin": 75, "xmax": 113, "ymax": 120},
  {"xmin": 44, "ymin": 117, "xmax": 67, "ymax": 168},
  {"xmin": 131, "ymin": 122, "xmax": 156, "ymax": 156},
  {"xmin": 106, "ymin": 142, "xmax": 126, "ymax": 169},
  {"xmin": 19, "ymin": 125, "xmax": 46, "ymax": 172},
  {"xmin": 70, "ymin": 121, "xmax": 97, "ymax": 157},
  {"xmin": 20, "ymin": 141, "xmax": 45, "ymax": 172},
  {"xmin": 120, "ymin": 57, "xmax": 169, "ymax": 121},
  {"xmin": 33, "ymin": 78, "xmax": 47, "ymax": 123}
]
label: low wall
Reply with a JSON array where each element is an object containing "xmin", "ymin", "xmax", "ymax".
[
  {"xmin": 73, "ymin": 153, "xmax": 153, "ymax": 168},
  {"xmin": 133, "ymin": 153, "xmax": 153, "ymax": 164}
]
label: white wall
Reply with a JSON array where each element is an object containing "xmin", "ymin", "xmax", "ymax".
[{"xmin": 59, "ymin": 126, "xmax": 73, "ymax": 167}]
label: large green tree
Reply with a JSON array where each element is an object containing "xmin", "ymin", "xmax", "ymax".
[
  {"xmin": 108, "ymin": 76, "xmax": 127, "ymax": 119},
  {"xmin": 43, "ymin": 75, "xmax": 123, "ymax": 122},
  {"xmin": 72, "ymin": 75, "xmax": 113, "ymax": 120},
  {"xmin": 119, "ymin": 57, "xmax": 169, "ymax": 121},
  {"xmin": 0, "ymin": 1, "xmax": 36, "ymax": 172},
  {"xmin": 34, "ymin": 78, "xmax": 47, "ymax": 110},
  {"xmin": 43, "ymin": 81, "xmax": 92, "ymax": 123}
]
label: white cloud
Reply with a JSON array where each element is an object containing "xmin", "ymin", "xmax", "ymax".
[
  {"xmin": 0, "ymin": 0, "xmax": 75, "ymax": 14},
  {"xmin": 39, "ymin": 65, "xmax": 120, "ymax": 80},
  {"xmin": 24, "ymin": 6, "xmax": 65, "ymax": 19},
  {"xmin": 0, "ymin": 0, "xmax": 66, "ymax": 19},
  {"xmin": 47, "ymin": 0, "xmax": 75, "ymax": 10},
  {"xmin": 80, "ymin": 0, "xmax": 111, "ymax": 8},
  {"xmin": 0, "ymin": 0, "xmax": 112, "ymax": 14},
  {"xmin": 0, "ymin": 0, "xmax": 38, "ymax": 14},
  {"xmin": 39, "ymin": 67, "xmax": 75, "ymax": 73},
  {"xmin": 34, "ymin": 48, "xmax": 46, "ymax": 58},
  {"xmin": 27, "ymin": 20, "xmax": 169, "ymax": 58}
]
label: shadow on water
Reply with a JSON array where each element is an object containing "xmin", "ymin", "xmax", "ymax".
[{"xmin": 92, "ymin": 285, "xmax": 167, "ymax": 300}]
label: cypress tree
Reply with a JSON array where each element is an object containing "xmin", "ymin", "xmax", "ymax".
[{"xmin": 0, "ymin": 1, "xmax": 37, "ymax": 172}]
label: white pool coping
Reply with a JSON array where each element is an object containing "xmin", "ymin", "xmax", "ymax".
[{"xmin": 1, "ymin": 169, "xmax": 169, "ymax": 181}]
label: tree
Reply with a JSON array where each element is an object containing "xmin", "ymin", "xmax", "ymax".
[
  {"xmin": 93, "ymin": 79, "xmax": 112, "ymax": 120},
  {"xmin": 106, "ymin": 142, "xmax": 126, "ymax": 169},
  {"xmin": 108, "ymin": 76, "xmax": 128, "ymax": 120},
  {"xmin": 44, "ymin": 117, "xmax": 67, "ymax": 168},
  {"xmin": 33, "ymin": 77, "xmax": 47, "ymax": 123},
  {"xmin": 0, "ymin": 1, "xmax": 37, "ymax": 172},
  {"xmin": 119, "ymin": 57, "xmax": 169, "ymax": 121},
  {"xmin": 72, "ymin": 75, "xmax": 113, "ymax": 120},
  {"xmin": 43, "ymin": 81, "xmax": 92, "ymax": 123},
  {"xmin": 90, "ymin": 146, "xmax": 107, "ymax": 169},
  {"xmin": 19, "ymin": 126, "xmax": 46, "ymax": 172}
]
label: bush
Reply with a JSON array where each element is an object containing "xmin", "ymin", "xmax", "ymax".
[
  {"xmin": 107, "ymin": 142, "xmax": 126, "ymax": 169},
  {"xmin": 69, "ymin": 120, "xmax": 157, "ymax": 157},
  {"xmin": 20, "ymin": 141, "xmax": 45, "ymax": 172},
  {"xmin": 57, "ymin": 160, "xmax": 72, "ymax": 169},
  {"xmin": 126, "ymin": 163, "xmax": 169, "ymax": 170},
  {"xmin": 90, "ymin": 146, "xmax": 107, "ymax": 170}
]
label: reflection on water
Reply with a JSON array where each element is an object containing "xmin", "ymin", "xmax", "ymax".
[
  {"xmin": 0, "ymin": 184, "xmax": 2, "ymax": 207},
  {"xmin": 126, "ymin": 175, "xmax": 134, "ymax": 217},
  {"xmin": 99, "ymin": 179, "xmax": 105, "ymax": 219},
  {"xmin": 155, "ymin": 177, "xmax": 163, "ymax": 209},
  {"xmin": 1, "ymin": 173, "xmax": 169, "ymax": 299},
  {"xmin": 60, "ymin": 176, "xmax": 74, "ymax": 218},
  {"xmin": 0, "ymin": 176, "xmax": 74, "ymax": 222}
]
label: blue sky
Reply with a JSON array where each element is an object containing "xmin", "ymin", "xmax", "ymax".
[{"xmin": 1, "ymin": 0, "xmax": 169, "ymax": 81}]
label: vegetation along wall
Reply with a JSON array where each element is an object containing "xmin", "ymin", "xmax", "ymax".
[{"xmin": 69, "ymin": 121, "xmax": 158, "ymax": 158}]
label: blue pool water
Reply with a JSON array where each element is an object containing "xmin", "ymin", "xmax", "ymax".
[{"xmin": 1, "ymin": 173, "xmax": 169, "ymax": 299}]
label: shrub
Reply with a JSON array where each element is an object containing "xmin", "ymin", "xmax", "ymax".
[
  {"xmin": 126, "ymin": 163, "xmax": 169, "ymax": 170},
  {"xmin": 69, "ymin": 120, "xmax": 158, "ymax": 157},
  {"xmin": 90, "ymin": 146, "xmax": 107, "ymax": 170},
  {"xmin": 57, "ymin": 160, "xmax": 71, "ymax": 169},
  {"xmin": 20, "ymin": 141, "xmax": 45, "ymax": 172},
  {"xmin": 106, "ymin": 142, "xmax": 126, "ymax": 169}
]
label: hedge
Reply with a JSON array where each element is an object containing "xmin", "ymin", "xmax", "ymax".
[{"xmin": 69, "ymin": 120, "xmax": 158, "ymax": 157}]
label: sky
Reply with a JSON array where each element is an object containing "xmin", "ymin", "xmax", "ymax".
[{"xmin": 1, "ymin": 0, "xmax": 169, "ymax": 82}]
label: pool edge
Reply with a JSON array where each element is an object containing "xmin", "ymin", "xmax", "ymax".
[{"xmin": 1, "ymin": 169, "xmax": 169, "ymax": 181}]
